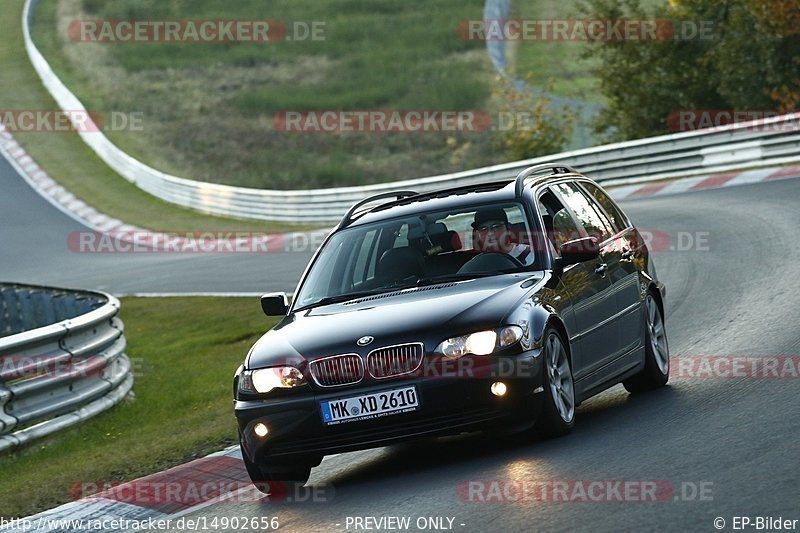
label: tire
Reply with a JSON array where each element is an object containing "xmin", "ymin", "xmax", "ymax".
[
  {"xmin": 241, "ymin": 445, "xmax": 311, "ymax": 494},
  {"xmin": 534, "ymin": 327, "xmax": 576, "ymax": 437},
  {"xmin": 623, "ymin": 292, "xmax": 669, "ymax": 393}
]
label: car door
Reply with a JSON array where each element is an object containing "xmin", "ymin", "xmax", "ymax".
[
  {"xmin": 579, "ymin": 180, "xmax": 645, "ymax": 355},
  {"xmin": 538, "ymin": 187, "xmax": 617, "ymax": 386}
]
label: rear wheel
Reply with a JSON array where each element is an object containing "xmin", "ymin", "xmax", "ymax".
[
  {"xmin": 624, "ymin": 292, "xmax": 669, "ymax": 393},
  {"xmin": 535, "ymin": 327, "xmax": 575, "ymax": 437}
]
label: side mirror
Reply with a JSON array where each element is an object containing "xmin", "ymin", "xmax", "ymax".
[
  {"xmin": 559, "ymin": 237, "xmax": 600, "ymax": 266},
  {"xmin": 261, "ymin": 292, "xmax": 288, "ymax": 316}
]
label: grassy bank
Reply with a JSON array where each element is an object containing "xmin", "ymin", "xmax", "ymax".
[
  {"xmin": 512, "ymin": 0, "xmax": 603, "ymax": 104},
  {"xmin": 0, "ymin": 296, "xmax": 274, "ymax": 518},
  {"xmin": 30, "ymin": 0, "xmax": 497, "ymax": 189},
  {"xmin": 0, "ymin": 0, "xmax": 310, "ymax": 232}
]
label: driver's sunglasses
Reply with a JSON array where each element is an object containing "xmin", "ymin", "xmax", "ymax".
[{"xmin": 477, "ymin": 222, "xmax": 507, "ymax": 231}]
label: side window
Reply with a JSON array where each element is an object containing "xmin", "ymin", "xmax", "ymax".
[
  {"xmin": 553, "ymin": 182, "xmax": 615, "ymax": 242},
  {"xmin": 505, "ymin": 207, "xmax": 525, "ymax": 226},
  {"xmin": 538, "ymin": 189, "xmax": 584, "ymax": 257},
  {"xmin": 580, "ymin": 181, "xmax": 629, "ymax": 234}
]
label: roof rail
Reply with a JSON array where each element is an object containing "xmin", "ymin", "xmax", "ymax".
[
  {"xmin": 338, "ymin": 190, "xmax": 419, "ymax": 229},
  {"xmin": 514, "ymin": 163, "xmax": 580, "ymax": 197}
]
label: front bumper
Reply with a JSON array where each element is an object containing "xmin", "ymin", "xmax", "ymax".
[{"xmin": 235, "ymin": 349, "xmax": 544, "ymax": 463}]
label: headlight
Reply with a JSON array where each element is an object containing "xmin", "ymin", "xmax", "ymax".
[
  {"xmin": 435, "ymin": 326, "xmax": 524, "ymax": 359},
  {"xmin": 434, "ymin": 330, "xmax": 496, "ymax": 358},
  {"xmin": 465, "ymin": 330, "xmax": 498, "ymax": 355},
  {"xmin": 238, "ymin": 366, "xmax": 306, "ymax": 394},
  {"xmin": 436, "ymin": 326, "xmax": 523, "ymax": 359}
]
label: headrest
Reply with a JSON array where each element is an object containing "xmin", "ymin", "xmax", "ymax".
[
  {"xmin": 427, "ymin": 222, "xmax": 447, "ymax": 235},
  {"xmin": 377, "ymin": 247, "xmax": 424, "ymax": 280},
  {"xmin": 424, "ymin": 230, "xmax": 462, "ymax": 255}
]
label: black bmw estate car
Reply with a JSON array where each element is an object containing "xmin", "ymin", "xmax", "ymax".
[{"xmin": 234, "ymin": 164, "xmax": 669, "ymax": 488}]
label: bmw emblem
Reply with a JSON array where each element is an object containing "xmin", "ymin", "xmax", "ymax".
[{"xmin": 357, "ymin": 335, "xmax": 374, "ymax": 346}]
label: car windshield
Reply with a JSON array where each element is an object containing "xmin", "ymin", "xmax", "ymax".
[{"xmin": 293, "ymin": 202, "xmax": 539, "ymax": 310}]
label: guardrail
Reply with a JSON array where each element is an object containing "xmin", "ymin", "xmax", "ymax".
[
  {"xmin": 0, "ymin": 283, "xmax": 131, "ymax": 453},
  {"xmin": 23, "ymin": 0, "xmax": 800, "ymax": 223}
]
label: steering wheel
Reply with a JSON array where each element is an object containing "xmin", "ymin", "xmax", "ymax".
[{"xmin": 458, "ymin": 252, "xmax": 522, "ymax": 274}]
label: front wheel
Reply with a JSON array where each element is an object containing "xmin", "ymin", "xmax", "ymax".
[
  {"xmin": 624, "ymin": 292, "xmax": 669, "ymax": 393},
  {"xmin": 241, "ymin": 445, "xmax": 311, "ymax": 494},
  {"xmin": 534, "ymin": 327, "xmax": 575, "ymax": 437}
]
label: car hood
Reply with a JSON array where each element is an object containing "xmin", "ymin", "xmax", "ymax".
[{"xmin": 246, "ymin": 273, "xmax": 544, "ymax": 369}]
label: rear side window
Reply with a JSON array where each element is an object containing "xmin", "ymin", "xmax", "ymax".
[
  {"xmin": 553, "ymin": 182, "xmax": 615, "ymax": 242},
  {"xmin": 580, "ymin": 181, "xmax": 629, "ymax": 234}
]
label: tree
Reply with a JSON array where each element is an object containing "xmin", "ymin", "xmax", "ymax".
[
  {"xmin": 491, "ymin": 75, "xmax": 574, "ymax": 160},
  {"xmin": 744, "ymin": 0, "xmax": 800, "ymax": 111},
  {"xmin": 581, "ymin": 0, "xmax": 800, "ymax": 141}
]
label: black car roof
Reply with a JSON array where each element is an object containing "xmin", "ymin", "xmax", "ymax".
[
  {"xmin": 342, "ymin": 165, "xmax": 585, "ymax": 229},
  {"xmin": 349, "ymin": 181, "xmax": 516, "ymax": 227}
]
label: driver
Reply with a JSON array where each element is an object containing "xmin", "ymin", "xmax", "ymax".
[{"xmin": 471, "ymin": 207, "xmax": 532, "ymax": 264}]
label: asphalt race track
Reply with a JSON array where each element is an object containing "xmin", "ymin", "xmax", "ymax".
[
  {"xmin": 0, "ymin": 155, "xmax": 314, "ymax": 294},
  {"xmin": 3, "ymin": 152, "xmax": 800, "ymax": 530}
]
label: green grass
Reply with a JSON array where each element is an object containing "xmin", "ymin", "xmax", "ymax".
[
  {"xmin": 0, "ymin": 0, "xmax": 313, "ymax": 232},
  {"xmin": 513, "ymin": 0, "xmax": 669, "ymax": 102},
  {"xmin": 29, "ymin": 0, "xmax": 499, "ymax": 189},
  {"xmin": 512, "ymin": 0, "xmax": 604, "ymax": 104},
  {"xmin": 0, "ymin": 297, "xmax": 276, "ymax": 518}
]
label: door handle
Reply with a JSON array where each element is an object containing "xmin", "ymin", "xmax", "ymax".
[
  {"xmin": 621, "ymin": 249, "xmax": 634, "ymax": 260},
  {"xmin": 595, "ymin": 263, "xmax": 608, "ymax": 277}
]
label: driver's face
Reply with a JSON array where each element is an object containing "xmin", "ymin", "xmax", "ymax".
[
  {"xmin": 475, "ymin": 220, "xmax": 512, "ymax": 252},
  {"xmin": 476, "ymin": 220, "xmax": 508, "ymax": 232}
]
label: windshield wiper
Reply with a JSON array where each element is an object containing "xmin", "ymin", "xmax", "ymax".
[
  {"xmin": 413, "ymin": 271, "xmax": 506, "ymax": 286},
  {"xmin": 293, "ymin": 289, "xmax": 396, "ymax": 312}
]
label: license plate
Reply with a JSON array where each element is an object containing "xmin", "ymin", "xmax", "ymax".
[{"xmin": 320, "ymin": 386, "xmax": 419, "ymax": 425}]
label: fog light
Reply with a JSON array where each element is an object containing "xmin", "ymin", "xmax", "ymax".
[
  {"xmin": 490, "ymin": 381, "xmax": 507, "ymax": 397},
  {"xmin": 254, "ymin": 423, "xmax": 269, "ymax": 438}
]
